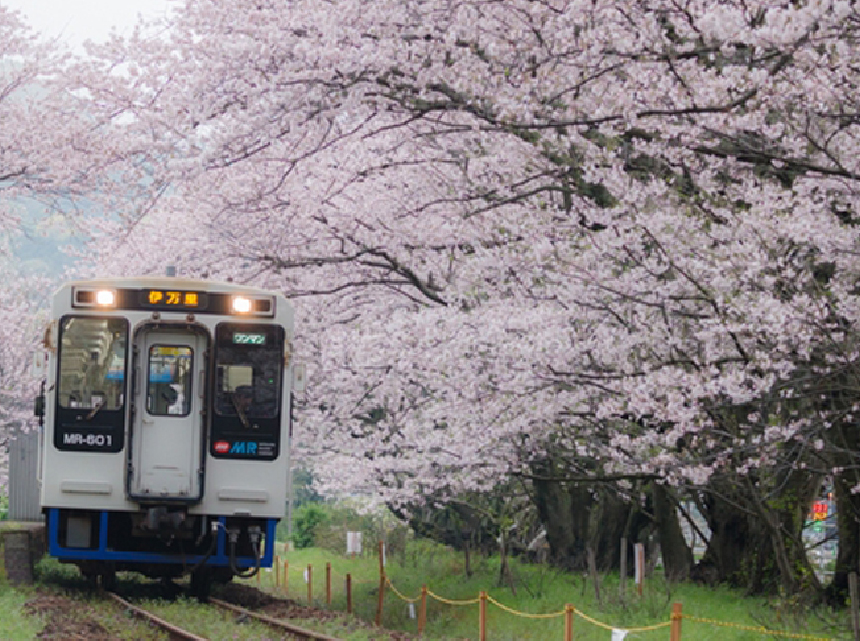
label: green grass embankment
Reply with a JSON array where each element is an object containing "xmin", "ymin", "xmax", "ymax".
[
  {"xmin": 0, "ymin": 535, "xmax": 848, "ymax": 640},
  {"xmin": 242, "ymin": 541, "xmax": 846, "ymax": 640}
]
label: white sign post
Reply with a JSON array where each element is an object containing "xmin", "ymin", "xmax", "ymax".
[
  {"xmin": 634, "ymin": 543, "xmax": 645, "ymax": 596},
  {"xmin": 347, "ymin": 531, "xmax": 363, "ymax": 557}
]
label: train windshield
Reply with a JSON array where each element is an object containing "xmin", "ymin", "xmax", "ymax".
[
  {"xmin": 57, "ymin": 317, "xmax": 128, "ymax": 410},
  {"xmin": 214, "ymin": 323, "xmax": 283, "ymax": 419}
]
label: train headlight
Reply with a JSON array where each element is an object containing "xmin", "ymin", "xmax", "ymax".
[
  {"xmin": 232, "ymin": 296, "xmax": 252, "ymax": 314},
  {"xmin": 96, "ymin": 290, "xmax": 116, "ymax": 306}
]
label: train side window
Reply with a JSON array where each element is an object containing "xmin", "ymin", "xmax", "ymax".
[
  {"xmin": 58, "ymin": 317, "xmax": 127, "ymax": 410},
  {"xmin": 146, "ymin": 345, "xmax": 193, "ymax": 416}
]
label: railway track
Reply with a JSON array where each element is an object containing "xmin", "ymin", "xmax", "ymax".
[
  {"xmin": 107, "ymin": 590, "xmax": 343, "ymax": 640},
  {"xmin": 210, "ymin": 596, "xmax": 341, "ymax": 640},
  {"xmin": 107, "ymin": 592, "xmax": 206, "ymax": 641}
]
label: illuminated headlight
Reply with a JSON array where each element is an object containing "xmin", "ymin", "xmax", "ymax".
[
  {"xmin": 232, "ymin": 296, "xmax": 252, "ymax": 313},
  {"xmin": 96, "ymin": 290, "xmax": 115, "ymax": 306}
]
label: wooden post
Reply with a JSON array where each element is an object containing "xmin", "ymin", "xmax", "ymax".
[
  {"xmin": 307, "ymin": 564, "xmax": 313, "ymax": 604},
  {"xmin": 283, "ymin": 559, "xmax": 289, "ymax": 595},
  {"xmin": 564, "ymin": 604, "xmax": 574, "ymax": 641},
  {"xmin": 346, "ymin": 574, "xmax": 353, "ymax": 614},
  {"xmin": 670, "ymin": 602, "xmax": 683, "ymax": 641},
  {"xmin": 619, "ymin": 538, "xmax": 627, "ymax": 600},
  {"xmin": 418, "ymin": 584, "xmax": 427, "ymax": 636},
  {"xmin": 256, "ymin": 566, "xmax": 261, "ymax": 586},
  {"xmin": 326, "ymin": 562, "xmax": 332, "ymax": 606},
  {"xmin": 586, "ymin": 547, "xmax": 601, "ymax": 605},
  {"xmin": 478, "ymin": 591, "xmax": 487, "ymax": 641},
  {"xmin": 274, "ymin": 555, "xmax": 280, "ymax": 587},
  {"xmin": 850, "ymin": 572, "xmax": 860, "ymax": 641},
  {"xmin": 635, "ymin": 542, "xmax": 645, "ymax": 597},
  {"xmin": 375, "ymin": 541, "xmax": 386, "ymax": 626}
]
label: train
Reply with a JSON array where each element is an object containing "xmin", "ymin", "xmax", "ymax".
[{"xmin": 34, "ymin": 277, "xmax": 299, "ymax": 598}]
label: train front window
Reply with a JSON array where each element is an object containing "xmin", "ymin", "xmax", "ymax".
[
  {"xmin": 57, "ymin": 317, "xmax": 128, "ymax": 410},
  {"xmin": 214, "ymin": 323, "xmax": 283, "ymax": 420},
  {"xmin": 146, "ymin": 345, "xmax": 193, "ymax": 416}
]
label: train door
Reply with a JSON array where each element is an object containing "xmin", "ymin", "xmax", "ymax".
[{"xmin": 129, "ymin": 327, "xmax": 207, "ymax": 501}]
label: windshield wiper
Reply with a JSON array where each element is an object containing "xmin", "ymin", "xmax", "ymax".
[
  {"xmin": 230, "ymin": 392, "xmax": 251, "ymax": 429},
  {"xmin": 85, "ymin": 400, "xmax": 105, "ymax": 421}
]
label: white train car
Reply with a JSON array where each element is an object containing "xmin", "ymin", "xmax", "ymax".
[{"xmin": 36, "ymin": 277, "xmax": 296, "ymax": 596}]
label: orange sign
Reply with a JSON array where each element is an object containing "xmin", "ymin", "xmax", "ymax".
[
  {"xmin": 145, "ymin": 290, "xmax": 200, "ymax": 308},
  {"xmin": 812, "ymin": 502, "xmax": 828, "ymax": 521}
]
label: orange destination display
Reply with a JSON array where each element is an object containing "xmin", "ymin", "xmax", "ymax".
[{"xmin": 142, "ymin": 289, "xmax": 204, "ymax": 310}]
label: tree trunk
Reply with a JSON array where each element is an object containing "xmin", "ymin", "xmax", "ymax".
[
  {"xmin": 532, "ymin": 472, "xmax": 651, "ymax": 572},
  {"xmin": 594, "ymin": 489, "xmax": 650, "ymax": 571},
  {"xmin": 828, "ymin": 471, "xmax": 860, "ymax": 602},
  {"xmin": 698, "ymin": 473, "xmax": 821, "ymax": 596},
  {"xmin": 498, "ymin": 531, "xmax": 516, "ymax": 595},
  {"xmin": 696, "ymin": 479, "xmax": 755, "ymax": 587},
  {"xmin": 464, "ymin": 539, "xmax": 472, "ymax": 578},
  {"xmin": 743, "ymin": 475, "xmax": 820, "ymax": 596},
  {"xmin": 652, "ymin": 483, "xmax": 692, "ymax": 581},
  {"xmin": 532, "ymin": 477, "xmax": 592, "ymax": 570}
]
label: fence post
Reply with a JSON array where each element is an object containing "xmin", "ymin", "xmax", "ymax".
[
  {"xmin": 307, "ymin": 564, "xmax": 313, "ymax": 604},
  {"xmin": 479, "ymin": 591, "xmax": 487, "ymax": 641},
  {"xmin": 326, "ymin": 562, "xmax": 332, "ymax": 606},
  {"xmin": 376, "ymin": 541, "xmax": 386, "ymax": 625},
  {"xmin": 283, "ymin": 559, "xmax": 289, "ymax": 595},
  {"xmin": 586, "ymin": 547, "xmax": 601, "ymax": 604},
  {"xmin": 346, "ymin": 574, "xmax": 353, "ymax": 614},
  {"xmin": 635, "ymin": 542, "xmax": 645, "ymax": 597},
  {"xmin": 564, "ymin": 604, "xmax": 574, "ymax": 641},
  {"xmin": 274, "ymin": 554, "xmax": 280, "ymax": 587},
  {"xmin": 670, "ymin": 602, "xmax": 683, "ymax": 641},
  {"xmin": 850, "ymin": 572, "xmax": 859, "ymax": 641},
  {"xmin": 418, "ymin": 584, "xmax": 427, "ymax": 636},
  {"xmin": 619, "ymin": 538, "xmax": 627, "ymax": 600}
]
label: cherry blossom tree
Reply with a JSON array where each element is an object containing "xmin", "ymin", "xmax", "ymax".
[
  {"xmin": 40, "ymin": 0, "xmax": 860, "ymax": 595},
  {"xmin": 0, "ymin": 5, "xmax": 111, "ymax": 485},
  {"xmin": 0, "ymin": 6, "xmax": 55, "ymax": 482}
]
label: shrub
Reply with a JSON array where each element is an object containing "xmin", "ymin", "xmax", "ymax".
[{"xmin": 292, "ymin": 504, "xmax": 328, "ymax": 549}]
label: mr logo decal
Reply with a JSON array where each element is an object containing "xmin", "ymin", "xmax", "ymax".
[{"xmin": 229, "ymin": 441, "xmax": 258, "ymax": 455}]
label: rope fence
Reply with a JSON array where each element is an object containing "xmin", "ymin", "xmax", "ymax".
[{"xmin": 253, "ymin": 545, "xmax": 835, "ymax": 640}]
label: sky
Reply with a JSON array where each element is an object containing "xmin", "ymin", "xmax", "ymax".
[{"xmin": 3, "ymin": 0, "xmax": 173, "ymax": 50}]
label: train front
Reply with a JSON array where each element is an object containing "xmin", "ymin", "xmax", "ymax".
[{"xmin": 37, "ymin": 278, "xmax": 295, "ymax": 595}]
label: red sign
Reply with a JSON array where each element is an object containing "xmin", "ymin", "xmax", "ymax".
[
  {"xmin": 214, "ymin": 441, "xmax": 230, "ymax": 454},
  {"xmin": 812, "ymin": 502, "xmax": 828, "ymax": 521}
]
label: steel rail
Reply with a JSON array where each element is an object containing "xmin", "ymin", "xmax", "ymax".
[
  {"xmin": 107, "ymin": 591, "xmax": 207, "ymax": 641},
  {"xmin": 209, "ymin": 596, "xmax": 342, "ymax": 641}
]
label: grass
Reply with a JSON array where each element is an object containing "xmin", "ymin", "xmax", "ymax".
[
  {"xmin": 242, "ymin": 540, "xmax": 850, "ymax": 640},
  {"xmin": 2, "ymin": 548, "xmax": 407, "ymax": 640},
  {"xmin": 0, "ymin": 532, "xmax": 850, "ymax": 639},
  {"xmin": 0, "ymin": 584, "xmax": 46, "ymax": 640},
  {"xmin": 142, "ymin": 596, "xmax": 275, "ymax": 638},
  {"xmin": 0, "ymin": 527, "xmax": 44, "ymax": 640}
]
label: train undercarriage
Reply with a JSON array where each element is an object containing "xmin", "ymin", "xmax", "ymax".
[{"xmin": 46, "ymin": 507, "xmax": 277, "ymax": 599}]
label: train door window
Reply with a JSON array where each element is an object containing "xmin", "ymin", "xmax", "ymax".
[
  {"xmin": 58, "ymin": 317, "xmax": 128, "ymax": 410},
  {"xmin": 146, "ymin": 346, "xmax": 193, "ymax": 416}
]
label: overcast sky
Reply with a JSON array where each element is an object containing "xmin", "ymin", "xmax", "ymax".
[{"xmin": 3, "ymin": 0, "xmax": 173, "ymax": 50}]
